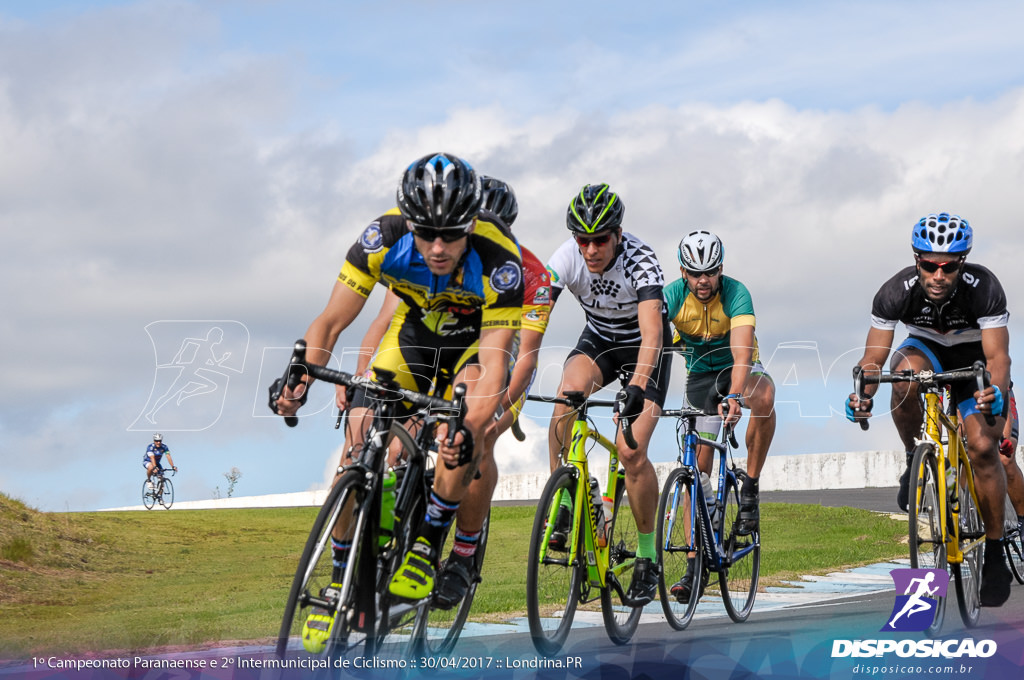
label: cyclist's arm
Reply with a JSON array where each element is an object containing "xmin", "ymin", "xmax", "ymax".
[
  {"xmin": 852, "ymin": 326, "xmax": 895, "ymax": 402},
  {"xmin": 355, "ymin": 289, "xmax": 400, "ymax": 376},
  {"xmin": 630, "ymin": 298, "xmax": 664, "ymax": 391},
  {"xmin": 462, "ymin": 327, "xmax": 518, "ymax": 441},
  {"xmin": 722, "ymin": 324, "xmax": 755, "ymax": 423},
  {"xmin": 980, "ymin": 326, "xmax": 1011, "ymax": 412},
  {"xmin": 165, "ymin": 454, "xmax": 176, "ymax": 469},
  {"xmin": 276, "ymin": 281, "xmax": 369, "ymax": 417},
  {"xmin": 503, "ymin": 328, "xmax": 545, "ymax": 412}
]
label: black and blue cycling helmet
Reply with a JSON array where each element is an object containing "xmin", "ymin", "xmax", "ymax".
[
  {"xmin": 480, "ymin": 176, "xmax": 518, "ymax": 226},
  {"xmin": 566, "ymin": 183, "xmax": 624, "ymax": 234},
  {"xmin": 912, "ymin": 213, "xmax": 972, "ymax": 254},
  {"xmin": 396, "ymin": 153, "xmax": 482, "ymax": 229}
]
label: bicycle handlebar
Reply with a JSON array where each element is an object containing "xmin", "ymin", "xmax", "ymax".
[
  {"xmin": 271, "ymin": 339, "xmax": 467, "ymax": 428},
  {"xmin": 660, "ymin": 408, "xmax": 740, "ymax": 449},
  {"xmin": 852, "ymin": 361, "xmax": 995, "ymax": 429},
  {"xmin": 525, "ymin": 391, "xmax": 637, "ymax": 448}
]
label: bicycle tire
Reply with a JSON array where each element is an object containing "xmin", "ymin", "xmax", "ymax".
[
  {"xmin": 276, "ymin": 469, "xmax": 372, "ymax": 658},
  {"xmin": 159, "ymin": 479, "xmax": 174, "ymax": 509},
  {"xmin": 1002, "ymin": 495, "xmax": 1024, "ymax": 584},
  {"xmin": 720, "ymin": 473, "xmax": 760, "ymax": 622},
  {"xmin": 907, "ymin": 443, "xmax": 947, "ymax": 635},
  {"xmin": 953, "ymin": 466, "xmax": 983, "ymax": 628},
  {"xmin": 369, "ymin": 425, "xmax": 430, "ymax": 658},
  {"xmin": 142, "ymin": 480, "xmax": 156, "ymax": 510},
  {"xmin": 526, "ymin": 465, "xmax": 583, "ymax": 656},
  {"xmin": 656, "ymin": 467, "xmax": 703, "ymax": 630},
  {"xmin": 415, "ymin": 512, "xmax": 491, "ymax": 656},
  {"xmin": 601, "ymin": 470, "xmax": 641, "ymax": 644}
]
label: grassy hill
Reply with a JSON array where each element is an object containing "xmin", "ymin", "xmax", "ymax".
[{"xmin": 0, "ymin": 492, "xmax": 907, "ymax": 658}]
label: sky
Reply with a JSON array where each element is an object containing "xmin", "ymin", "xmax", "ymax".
[{"xmin": 3, "ymin": 0, "xmax": 1024, "ymax": 511}]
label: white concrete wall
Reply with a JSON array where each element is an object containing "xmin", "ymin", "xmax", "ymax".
[{"xmin": 103, "ymin": 447, "xmax": 1023, "ymax": 511}]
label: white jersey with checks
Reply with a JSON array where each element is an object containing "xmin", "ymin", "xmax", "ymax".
[{"xmin": 546, "ymin": 232, "xmax": 666, "ymax": 344}]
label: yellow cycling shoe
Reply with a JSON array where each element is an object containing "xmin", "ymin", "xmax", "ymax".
[
  {"xmin": 388, "ymin": 537, "xmax": 437, "ymax": 601},
  {"xmin": 301, "ymin": 584, "xmax": 340, "ymax": 654}
]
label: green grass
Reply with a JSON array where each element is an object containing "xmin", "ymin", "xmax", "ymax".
[{"xmin": 0, "ymin": 492, "xmax": 907, "ymax": 658}]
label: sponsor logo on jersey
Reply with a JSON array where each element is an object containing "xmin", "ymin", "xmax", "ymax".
[{"xmin": 491, "ymin": 262, "xmax": 522, "ymax": 292}]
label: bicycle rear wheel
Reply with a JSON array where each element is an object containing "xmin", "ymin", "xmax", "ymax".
[
  {"xmin": 657, "ymin": 467, "xmax": 702, "ymax": 630},
  {"xmin": 415, "ymin": 512, "xmax": 490, "ymax": 656},
  {"xmin": 526, "ymin": 465, "xmax": 582, "ymax": 656},
  {"xmin": 276, "ymin": 469, "xmax": 372, "ymax": 658},
  {"xmin": 158, "ymin": 479, "xmax": 174, "ymax": 509},
  {"xmin": 953, "ymin": 468, "xmax": 983, "ymax": 628},
  {"xmin": 907, "ymin": 443, "xmax": 947, "ymax": 635},
  {"xmin": 1003, "ymin": 495, "xmax": 1024, "ymax": 584},
  {"xmin": 720, "ymin": 473, "xmax": 760, "ymax": 622},
  {"xmin": 601, "ymin": 470, "xmax": 641, "ymax": 645},
  {"xmin": 142, "ymin": 480, "xmax": 156, "ymax": 510}
]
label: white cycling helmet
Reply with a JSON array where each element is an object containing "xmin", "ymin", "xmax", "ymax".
[
  {"xmin": 677, "ymin": 230, "xmax": 724, "ymax": 272},
  {"xmin": 153, "ymin": 433, "xmax": 163, "ymax": 442}
]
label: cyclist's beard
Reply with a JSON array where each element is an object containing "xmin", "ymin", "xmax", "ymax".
[{"xmin": 694, "ymin": 282, "xmax": 720, "ymax": 302}]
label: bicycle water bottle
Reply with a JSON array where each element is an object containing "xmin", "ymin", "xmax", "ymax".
[
  {"xmin": 590, "ymin": 477, "xmax": 607, "ymax": 548},
  {"xmin": 379, "ymin": 470, "xmax": 396, "ymax": 549},
  {"xmin": 700, "ymin": 472, "xmax": 718, "ymax": 528},
  {"xmin": 944, "ymin": 459, "xmax": 956, "ymax": 498}
]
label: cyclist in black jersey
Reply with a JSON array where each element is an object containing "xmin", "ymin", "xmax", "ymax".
[
  {"xmin": 847, "ymin": 212, "xmax": 1012, "ymax": 607},
  {"xmin": 272, "ymin": 154, "xmax": 522, "ymax": 645},
  {"xmin": 544, "ymin": 183, "xmax": 671, "ymax": 606}
]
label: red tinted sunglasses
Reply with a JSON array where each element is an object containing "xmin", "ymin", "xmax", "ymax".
[
  {"xmin": 916, "ymin": 256, "xmax": 963, "ymax": 274},
  {"xmin": 574, "ymin": 232, "xmax": 613, "ymax": 247}
]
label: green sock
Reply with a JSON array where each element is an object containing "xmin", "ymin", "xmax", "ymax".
[{"xmin": 637, "ymin": 531, "xmax": 656, "ymax": 561}]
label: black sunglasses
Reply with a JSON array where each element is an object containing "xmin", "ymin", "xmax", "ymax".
[
  {"xmin": 411, "ymin": 225, "xmax": 470, "ymax": 243},
  {"xmin": 684, "ymin": 266, "xmax": 721, "ymax": 278},
  {"xmin": 574, "ymin": 232, "xmax": 613, "ymax": 247},
  {"xmin": 916, "ymin": 256, "xmax": 963, "ymax": 274}
]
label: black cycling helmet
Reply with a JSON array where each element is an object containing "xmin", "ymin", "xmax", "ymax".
[
  {"xmin": 396, "ymin": 152, "xmax": 482, "ymax": 229},
  {"xmin": 480, "ymin": 176, "xmax": 518, "ymax": 226},
  {"xmin": 566, "ymin": 183, "xmax": 624, "ymax": 234}
]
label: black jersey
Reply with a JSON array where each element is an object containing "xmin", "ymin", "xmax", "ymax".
[{"xmin": 870, "ymin": 263, "xmax": 1009, "ymax": 346}]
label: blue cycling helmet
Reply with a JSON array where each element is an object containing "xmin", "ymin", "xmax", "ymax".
[
  {"xmin": 912, "ymin": 213, "xmax": 972, "ymax": 254},
  {"xmin": 397, "ymin": 152, "xmax": 482, "ymax": 229}
]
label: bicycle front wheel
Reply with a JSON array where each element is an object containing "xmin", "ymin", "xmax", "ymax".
[
  {"xmin": 953, "ymin": 468, "xmax": 983, "ymax": 628},
  {"xmin": 158, "ymin": 479, "xmax": 174, "ymax": 509},
  {"xmin": 720, "ymin": 473, "xmax": 760, "ymax": 622},
  {"xmin": 276, "ymin": 469, "xmax": 372, "ymax": 659},
  {"xmin": 907, "ymin": 443, "xmax": 947, "ymax": 635},
  {"xmin": 526, "ymin": 465, "xmax": 582, "ymax": 656},
  {"xmin": 601, "ymin": 470, "xmax": 641, "ymax": 645},
  {"xmin": 142, "ymin": 480, "xmax": 156, "ymax": 510},
  {"xmin": 415, "ymin": 512, "xmax": 490, "ymax": 656},
  {"xmin": 1003, "ymin": 495, "xmax": 1024, "ymax": 584},
  {"xmin": 657, "ymin": 467, "xmax": 703, "ymax": 630}
]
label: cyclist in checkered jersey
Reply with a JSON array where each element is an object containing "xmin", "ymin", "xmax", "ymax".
[{"xmin": 544, "ymin": 183, "xmax": 672, "ymax": 606}]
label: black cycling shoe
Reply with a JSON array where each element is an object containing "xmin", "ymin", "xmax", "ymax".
[
  {"xmin": 896, "ymin": 452, "xmax": 914, "ymax": 512},
  {"xmin": 736, "ymin": 489, "xmax": 760, "ymax": 536},
  {"xmin": 980, "ymin": 539, "xmax": 1012, "ymax": 607},
  {"xmin": 432, "ymin": 552, "xmax": 476, "ymax": 611},
  {"xmin": 547, "ymin": 505, "xmax": 572, "ymax": 552},
  {"xmin": 669, "ymin": 565, "xmax": 708, "ymax": 603},
  {"xmin": 625, "ymin": 557, "xmax": 660, "ymax": 606}
]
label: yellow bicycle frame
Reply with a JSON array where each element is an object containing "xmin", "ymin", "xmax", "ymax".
[{"xmin": 919, "ymin": 390, "xmax": 985, "ymax": 564}]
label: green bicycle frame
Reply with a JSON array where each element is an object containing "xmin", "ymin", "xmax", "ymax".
[{"xmin": 538, "ymin": 412, "xmax": 629, "ymax": 589}]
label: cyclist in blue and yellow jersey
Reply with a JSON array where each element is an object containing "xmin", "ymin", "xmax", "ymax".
[
  {"xmin": 847, "ymin": 212, "xmax": 1012, "ymax": 607},
  {"xmin": 663, "ymin": 230, "xmax": 776, "ymax": 602},
  {"xmin": 349, "ymin": 176, "xmax": 550, "ymax": 610},
  {"xmin": 545, "ymin": 183, "xmax": 672, "ymax": 606},
  {"xmin": 272, "ymin": 153, "xmax": 523, "ymax": 650},
  {"xmin": 143, "ymin": 433, "xmax": 176, "ymax": 489}
]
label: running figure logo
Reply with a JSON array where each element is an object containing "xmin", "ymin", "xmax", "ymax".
[
  {"xmin": 882, "ymin": 568, "xmax": 949, "ymax": 632},
  {"xmin": 130, "ymin": 321, "xmax": 249, "ymax": 432}
]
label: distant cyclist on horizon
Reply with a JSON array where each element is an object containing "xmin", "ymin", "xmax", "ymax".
[
  {"xmin": 143, "ymin": 433, "xmax": 176, "ymax": 489},
  {"xmin": 847, "ymin": 212, "xmax": 1012, "ymax": 607}
]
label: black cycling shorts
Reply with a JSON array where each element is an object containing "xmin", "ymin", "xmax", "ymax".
[{"xmin": 566, "ymin": 326, "xmax": 671, "ymax": 408}]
